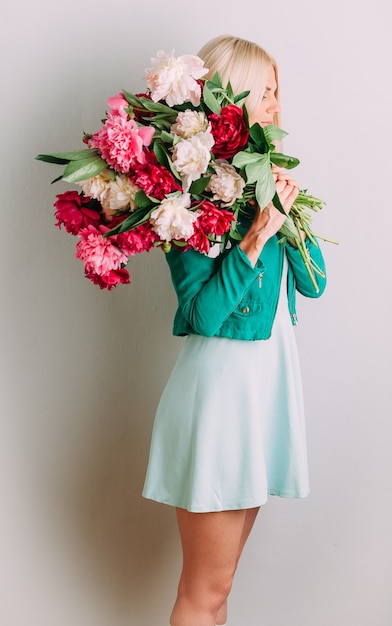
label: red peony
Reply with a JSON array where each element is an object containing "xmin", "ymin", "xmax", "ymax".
[
  {"xmin": 184, "ymin": 201, "xmax": 235, "ymax": 254},
  {"xmin": 85, "ymin": 268, "xmax": 130, "ymax": 290},
  {"xmin": 130, "ymin": 158, "xmax": 181, "ymax": 200},
  {"xmin": 194, "ymin": 200, "xmax": 236, "ymax": 236},
  {"xmin": 54, "ymin": 191, "xmax": 101, "ymax": 235},
  {"xmin": 117, "ymin": 222, "xmax": 159, "ymax": 255},
  {"xmin": 209, "ymin": 104, "xmax": 249, "ymax": 159},
  {"xmin": 186, "ymin": 226, "xmax": 211, "ymax": 254}
]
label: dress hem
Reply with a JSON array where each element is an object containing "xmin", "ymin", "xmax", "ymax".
[{"xmin": 142, "ymin": 488, "xmax": 309, "ymax": 513}]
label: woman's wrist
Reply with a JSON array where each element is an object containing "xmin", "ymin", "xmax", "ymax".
[{"xmin": 239, "ymin": 231, "xmax": 268, "ymax": 267}]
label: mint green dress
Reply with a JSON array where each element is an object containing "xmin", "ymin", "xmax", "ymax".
[{"xmin": 143, "ymin": 255, "xmax": 309, "ymax": 512}]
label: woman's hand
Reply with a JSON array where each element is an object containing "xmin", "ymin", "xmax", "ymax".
[{"xmin": 239, "ymin": 169, "xmax": 299, "ymax": 267}]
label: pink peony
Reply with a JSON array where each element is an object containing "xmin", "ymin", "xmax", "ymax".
[
  {"xmin": 54, "ymin": 191, "xmax": 101, "ymax": 235},
  {"xmin": 107, "ymin": 92, "xmax": 129, "ymax": 113},
  {"xmin": 75, "ymin": 224, "xmax": 129, "ymax": 276},
  {"xmin": 89, "ymin": 108, "xmax": 155, "ymax": 173},
  {"xmin": 84, "ymin": 267, "xmax": 130, "ymax": 290},
  {"xmin": 117, "ymin": 223, "xmax": 159, "ymax": 256}
]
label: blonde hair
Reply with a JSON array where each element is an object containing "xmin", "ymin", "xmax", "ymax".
[{"xmin": 197, "ymin": 34, "xmax": 280, "ymax": 127}]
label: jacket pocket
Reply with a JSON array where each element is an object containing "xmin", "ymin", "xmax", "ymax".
[{"xmin": 232, "ymin": 297, "xmax": 264, "ymax": 318}]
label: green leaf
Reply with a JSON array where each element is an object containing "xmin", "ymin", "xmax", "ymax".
[
  {"xmin": 202, "ymin": 82, "xmax": 221, "ymax": 114},
  {"xmin": 134, "ymin": 189, "xmax": 154, "ymax": 208},
  {"xmin": 254, "ymin": 162, "xmax": 275, "ymax": 209},
  {"xmin": 36, "ymin": 149, "xmax": 95, "ymax": 164},
  {"xmin": 153, "ymin": 141, "xmax": 170, "ymax": 167},
  {"xmin": 271, "ymin": 192, "xmax": 286, "ymax": 214},
  {"xmin": 62, "ymin": 154, "xmax": 107, "ymax": 183},
  {"xmin": 144, "ymin": 117, "xmax": 171, "ymax": 131},
  {"xmin": 229, "ymin": 226, "xmax": 243, "ymax": 241},
  {"xmin": 189, "ymin": 176, "xmax": 211, "ymax": 195},
  {"xmin": 50, "ymin": 175, "xmax": 64, "ymax": 184},
  {"xmin": 208, "ymin": 72, "xmax": 223, "ymax": 89},
  {"xmin": 104, "ymin": 206, "xmax": 154, "ymax": 236},
  {"xmin": 36, "ymin": 154, "xmax": 70, "ymax": 165},
  {"xmin": 270, "ymin": 152, "xmax": 300, "ymax": 169},
  {"xmin": 152, "ymin": 142, "xmax": 180, "ymax": 181},
  {"xmin": 233, "ymin": 90, "xmax": 250, "ymax": 104},
  {"xmin": 123, "ymin": 90, "xmax": 141, "ymax": 104},
  {"xmin": 138, "ymin": 97, "xmax": 176, "ymax": 116},
  {"xmin": 244, "ymin": 154, "xmax": 270, "ymax": 184},
  {"xmin": 124, "ymin": 91, "xmax": 179, "ymax": 123},
  {"xmin": 262, "ymin": 124, "xmax": 288, "ymax": 144},
  {"xmin": 249, "ymin": 124, "xmax": 268, "ymax": 151},
  {"xmin": 159, "ymin": 130, "xmax": 174, "ymax": 145},
  {"xmin": 225, "ymin": 80, "xmax": 234, "ymax": 102},
  {"xmin": 232, "ymin": 151, "xmax": 257, "ymax": 169}
]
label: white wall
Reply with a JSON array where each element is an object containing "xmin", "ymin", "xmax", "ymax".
[{"xmin": 1, "ymin": 1, "xmax": 391, "ymax": 624}]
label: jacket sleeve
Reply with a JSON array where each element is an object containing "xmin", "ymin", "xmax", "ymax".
[
  {"xmin": 285, "ymin": 237, "xmax": 327, "ymax": 297},
  {"xmin": 165, "ymin": 245, "xmax": 263, "ymax": 336}
]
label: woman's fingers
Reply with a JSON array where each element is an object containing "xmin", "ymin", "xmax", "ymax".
[
  {"xmin": 283, "ymin": 186, "xmax": 299, "ymax": 214},
  {"xmin": 272, "ymin": 167, "xmax": 300, "ymax": 192},
  {"xmin": 275, "ymin": 179, "xmax": 299, "ymax": 215},
  {"xmin": 285, "ymin": 185, "xmax": 299, "ymax": 205},
  {"xmin": 276, "ymin": 172, "xmax": 300, "ymax": 188},
  {"xmin": 272, "ymin": 163, "xmax": 300, "ymax": 186},
  {"xmin": 275, "ymin": 179, "xmax": 287, "ymax": 193}
]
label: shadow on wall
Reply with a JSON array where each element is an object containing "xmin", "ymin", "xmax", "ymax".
[
  {"xmin": 53, "ymin": 250, "xmax": 181, "ymax": 614},
  {"xmin": 68, "ymin": 405, "xmax": 177, "ymax": 610}
]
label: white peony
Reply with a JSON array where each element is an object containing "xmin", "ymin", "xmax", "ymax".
[
  {"xmin": 171, "ymin": 110, "xmax": 210, "ymax": 139},
  {"xmin": 172, "ymin": 131, "xmax": 214, "ymax": 191},
  {"xmin": 207, "ymin": 161, "xmax": 246, "ymax": 207},
  {"xmin": 78, "ymin": 171, "xmax": 112, "ymax": 202},
  {"xmin": 144, "ymin": 50, "xmax": 208, "ymax": 107},
  {"xmin": 101, "ymin": 175, "xmax": 140, "ymax": 218},
  {"xmin": 150, "ymin": 193, "xmax": 197, "ymax": 241}
]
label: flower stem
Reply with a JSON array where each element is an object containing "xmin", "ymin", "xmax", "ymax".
[{"xmin": 292, "ymin": 216, "xmax": 320, "ymax": 293}]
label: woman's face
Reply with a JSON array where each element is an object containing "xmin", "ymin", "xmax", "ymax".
[{"xmin": 249, "ymin": 65, "xmax": 280, "ymax": 127}]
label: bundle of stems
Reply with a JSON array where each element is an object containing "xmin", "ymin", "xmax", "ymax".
[{"xmin": 279, "ymin": 192, "xmax": 338, "ymax": 292}]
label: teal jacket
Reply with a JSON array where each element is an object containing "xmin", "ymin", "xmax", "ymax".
[{"xmin": 166, "ymin": 234, "xmax": 326, "ymax": 341}]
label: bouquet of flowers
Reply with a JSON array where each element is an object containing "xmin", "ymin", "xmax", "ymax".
[{"xmin": 37, "ymin": 49, "xmax": 333, "ymax": 292}]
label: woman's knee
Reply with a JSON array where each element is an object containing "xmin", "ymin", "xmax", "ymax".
[
  {"xmin": 211, "ymin": 568, "xmax": 235, "ymax": 607},
  {"xmin": 180, "ymin": 563, "xmax": 234, "ymax": 608}
]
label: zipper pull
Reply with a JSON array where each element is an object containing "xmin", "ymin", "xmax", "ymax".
[{"xmin": 258, "ymin": 272, "xmax": 264, "ymax": 288}]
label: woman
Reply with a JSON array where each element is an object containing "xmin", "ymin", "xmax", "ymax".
[{"xmin": 143, "ymin": 34, "xmax": 327, "ymax": 626}]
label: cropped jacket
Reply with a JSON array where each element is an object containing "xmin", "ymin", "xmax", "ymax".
[{"xmin": 165, "ymin": 233, "xmax": 326, "ymax": 341}]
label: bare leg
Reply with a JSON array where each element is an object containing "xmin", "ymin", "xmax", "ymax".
[
  {"xmin": 170, "ymin": 506, "xmax": 260, "ymax": 626},
  {"xmin": 215, "ymin": 507, "xmax": 260, "ymax": 625}
]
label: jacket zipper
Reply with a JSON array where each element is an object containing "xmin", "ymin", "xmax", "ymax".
[{"xmin": 288, "ymin": 277, "xmax": 298, "ymax": 324}]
